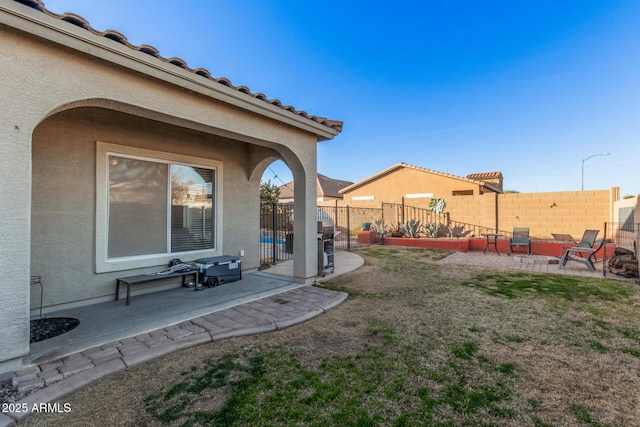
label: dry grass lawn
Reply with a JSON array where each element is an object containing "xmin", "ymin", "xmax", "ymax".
[{"xmin": 21, "ymin": 247, "xmax": 640, "ymax": 426}]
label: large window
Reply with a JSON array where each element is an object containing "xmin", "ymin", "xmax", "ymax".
[{"xmin": 107, "ymin": 155, "xmax": 215, "ymax": 259}]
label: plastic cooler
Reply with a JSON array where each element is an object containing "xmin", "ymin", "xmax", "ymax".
[{"xmin": 194, "ymin": 255, "xmax": 242, "ymax": 287}]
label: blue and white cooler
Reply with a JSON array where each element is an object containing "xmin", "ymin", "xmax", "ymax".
[{"xmin": 194, "ymin": 255, "xmax": 242, "ymax": 287}]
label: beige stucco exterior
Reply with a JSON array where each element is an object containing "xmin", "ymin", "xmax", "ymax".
[
  {"xmin": 612, "ymin": 195, "xmax": 640, "ymax": 252},
  {"xmin": 0, "ymin": 1, "xmax": 340, "ymax": 373},
  {"xmin": 340, "ymin": 163, "xmax": 498, "ymax": 209}
]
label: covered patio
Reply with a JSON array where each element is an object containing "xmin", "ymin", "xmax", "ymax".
[
  {"xmin": 26, "ymin": 251, "xmax": 363, "ymax": 366},
  {"xmin": 27, "ymin": 272, "xmax": 300, "ymax": 366},
  {"xmin": 0, "ymin": 251, "xmax": 362, "ymax": 424},
  {"xmin": 0, "ymin": 0, "xmax": 342, "ymax": 376}
]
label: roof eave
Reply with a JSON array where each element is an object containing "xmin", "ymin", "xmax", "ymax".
[{"xmin": 0, "ymin": 1, "xmax": 341, "ymax": 140}]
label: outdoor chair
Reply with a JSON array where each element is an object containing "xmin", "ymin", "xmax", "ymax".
[
  {"xmin": 559, "ymin": 238, "xmax": 606, "ymax": 271},
  {"xmin": 507, "ymin": 227, "xmax": 531, "ymax": 255},
  {"xmin": 556, "ymin": 229, "xmax": 599, "ymax": 258}
]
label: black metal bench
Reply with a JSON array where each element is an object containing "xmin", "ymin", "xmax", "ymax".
[{"xmin": 115, "ymin": 270, "xmax": 199, "ymax": 306}]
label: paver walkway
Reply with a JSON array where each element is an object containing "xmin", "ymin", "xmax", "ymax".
[{"xmin": 439, "ymin": 251, "xmax": 616, "ymax": 279}]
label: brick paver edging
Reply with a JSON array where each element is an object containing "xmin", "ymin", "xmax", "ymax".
[{"xmin": 1, "ymin": 286, "xmax": 347, "ymax": 425}]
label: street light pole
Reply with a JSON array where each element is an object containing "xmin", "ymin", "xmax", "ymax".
[{"xmin": 581, "ymin": 152, "xmax": 609, "ymax": 191}]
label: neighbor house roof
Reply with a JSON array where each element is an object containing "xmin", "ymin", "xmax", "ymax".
[
  {"xmin": 339, "ymin": 162, "xmax": 502, "ymax": 194},
  {"xmin": 10, "ymin": 0, "xmax": 343, "ymax": 133},
  {"xmin": 279, "ymin": 173, "xmax": 353, "ymax": 200},
  {"xmin": 317, "ymin": 174, "xmax": 354, "ymax": 198},
  {"xmin": 466, "ymin": 171, "xmax": 503, "ymax": 180}
]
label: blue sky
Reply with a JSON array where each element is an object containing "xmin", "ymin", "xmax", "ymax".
[{"xmin": 48, "ymin": 0, "xmax": 640, "ymax": 196}]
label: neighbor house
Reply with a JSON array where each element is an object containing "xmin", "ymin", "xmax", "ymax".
[
  {"xmin": 278, "ymin": 173, "xmax": 353, "ymax": 203},
  {"xmin": 340, "ymin": 162, "xmax": 502, "ymax": 208},
  {"xmin": 0, "ymin": 0, "xmax": 342, "ymax": 374},
  {"xmin": 340, "ymin": 162, "xmax": 621, "ymax": 243}
]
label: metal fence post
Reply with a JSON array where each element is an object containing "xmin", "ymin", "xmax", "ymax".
[
  {"xmin": 271, "ymin": 202, "xmax": 277, "ymax": 264},
  {"xmin": 381, "ymin": 202, "xmax": 385, "ymax": 245},
  {"xmin": 346, "ymin": 205, "xmax": 351, "ymax": 251},
  {"xmin": 603, "ymin": 222, "xmax": 607, "ymax": 278}
]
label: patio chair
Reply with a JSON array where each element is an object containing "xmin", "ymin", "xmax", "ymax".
[
  {"xmin": 559, "ymin": 238, "xmax": 606, "ymax": 271},
  {"xmin": 556, "ymin": 229, "xmax": 599, "ymax": 258},
  {"xmin": 508, "ymin": 227, "xmax": 531, "ymax": 255}
]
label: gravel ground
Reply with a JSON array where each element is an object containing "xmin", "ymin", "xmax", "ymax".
[{"xmin": 30, "ymin": 317, "xmax": 80, "ymax": 344}]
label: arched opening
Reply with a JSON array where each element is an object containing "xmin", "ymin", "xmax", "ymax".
[{"xmin": 259, "ymin": 160, "xmax": 295, "ymax": 268}]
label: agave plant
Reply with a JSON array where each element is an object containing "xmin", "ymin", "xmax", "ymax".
[
  {"xmin": 424, "ymin": 222, "xmax": 440, "ymax": 238},
  {"xmin": 371, "ymin": 219, "xmax": 385, "ymax": 235},
  {"xmin": 388, "ymin": 223, "xmax": 403, "ymax": 237},
  {"xmin": 400, "ymin": 219, "xmax": 422, "ymax": 238}
]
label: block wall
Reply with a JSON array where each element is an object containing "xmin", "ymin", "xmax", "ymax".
[
  {"xmin": 320, "ymin": 187, "xmax": 620, "ymax": 240},
  {"xmin": 497, "ymin": 188, "xmax": 618, "ymax": 239}
]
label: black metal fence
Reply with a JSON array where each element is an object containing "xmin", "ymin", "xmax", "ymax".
[
  {"xmin": 260, "ymin": 203, "xmax": 385, "ymax": 264},
  {"xmin": 605, "ymin": 222, "xmax": 638, "ymax": 253},
  {"xmin": 382, "ymin": 202, "xmax": 436, "ymax": 229},
  {"xmin": 331, "ymin": 205, "xmax": 381, "ymax": 251},
  {"xmin": 259, "ymin": 202, "xmax": 295, "ymax": 265},
  {"xmin": 259, "ymin": 201, "xmax": 501, "ymax": 264},
  {"xmin": 260, "ymin": 202, "xmax": 639, "ymax": 265}
]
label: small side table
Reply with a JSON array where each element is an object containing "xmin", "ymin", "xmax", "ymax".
[{"xmin": 482, "ymin": 233, "xmax": 503, "ymax": 255}]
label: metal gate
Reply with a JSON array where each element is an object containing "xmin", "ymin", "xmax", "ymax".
[
  {"xmin": 260, "ymin": 203, "xmax": 387, "ymax": 265},
  {"xmin": 260, "ymin": 202, "xmax": 295, "ymax": 265}
]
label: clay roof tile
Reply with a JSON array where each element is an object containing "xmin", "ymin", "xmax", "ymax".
[
  {"xmin": 15, "ymin": 0, "xmax": 342, "ymax": 133},
  {"xmin": 60, "ymin": 13, "xmax": 89, "ymax": 28},
  {"xmin": 103, "ymin": 30, "xmax": 128, "ymax": 45},
  {"xmin": 138, "ymin": 44, "xmax": 160, "ymax": 57}
]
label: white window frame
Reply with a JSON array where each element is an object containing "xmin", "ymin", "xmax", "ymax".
[{"xmin": 96, "ymin": 142, "xmax": 223, "ymax": 273}]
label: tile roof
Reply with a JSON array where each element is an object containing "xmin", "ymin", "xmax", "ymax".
[
  {"xmin": 466, "ymin": 171, "xmax": 503, "ymax": 180},
  {"xmin": 317, "ymin": 173, "xmax": 353, "ymax": 198},
  {"xmin": 278, "ymin": 181, "xmax": 294, "ymax": 200},
  {"xmin": 278, "ymin": 173, "xmax": 353, "ymax": 200},
  {"xmin": 339, "ymin": 162, "xmax": 502, "ymax": 194},
  {"xmin": 13, "ymin": 0, "xmax": 343, "ymax": 132}
]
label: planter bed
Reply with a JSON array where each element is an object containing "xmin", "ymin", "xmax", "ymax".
[
  {"xmin": 382, "ymin": 237, "xmax": 470, "ymax": 252},
  {"xmin": 381, "ymin": 236, "xmax": 614, "ymax": 260}
]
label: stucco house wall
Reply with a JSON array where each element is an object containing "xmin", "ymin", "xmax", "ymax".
[
  {"xmin": 612, "ymin": 194, "xmax": 639, "ymax": 252},
  {"xmin": 340, "ymin": 163, "xmax": 492, "ymax": 209},
  {"xmin": 0, "ymin": 1, "xmax": 341, "ymax": 374},
  {"xmin": 31, "ymin": 108, "xmax": 276, "ymax": 309}
]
